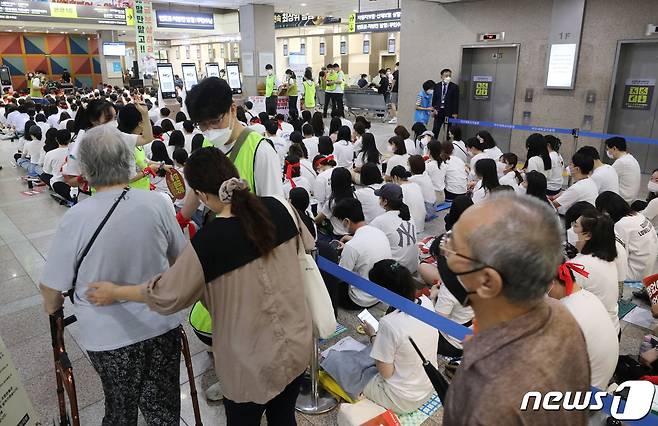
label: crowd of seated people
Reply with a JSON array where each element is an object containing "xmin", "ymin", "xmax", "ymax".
[{"xmin": 1, "ymin": 77, "xmax": 655, "ymax": 424}]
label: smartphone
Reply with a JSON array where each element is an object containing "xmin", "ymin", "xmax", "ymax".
[
  {"xmin": 358, "ymin": 309, "xmax": 379, "ymax": 333},
  {"xmin": 329, "ymin": 240, "xmax": 342, "ymax": 251}
]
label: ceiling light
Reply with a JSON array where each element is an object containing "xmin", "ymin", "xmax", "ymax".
[
  {"xmin": 60, "ymin": 31, "xmax": 65, "ymax": 34},
  {"xmin": 300, "ymin": 3, "xmax": 306, "ymax": 5},
  {"xmin": 7, "ymin": 29, "xmax": 12, "ymax": 32},
  {"xmin": 74, "ymin": 28, "xmax": 78, "ymax": 31}
]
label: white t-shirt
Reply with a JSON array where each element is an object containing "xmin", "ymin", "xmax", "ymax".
[
  {"xmin": 248, "ymin": 123, "xmax": 266, "ymax": 135},
  {"xmin": 404, "ymin": 138, "xmax": 418, "ymax": 156},
  {"xmin": 526, "ymin": 156, "xmax": 550, "ymax": 178},
  {"xmin": 355, "ymin": 184, "xmax": 386, "ymax": 224},
  {"xmin": 371, "ymin": 211, "xmax": 419, "ymax": 273},
  {"xmin": 615, "ymin": 213, "xmax": 658, "ymax": 281},
  {"xmin": 451, "ymin": 140, "xmax": 468, "ymax": 164},
  {"xmin": 569, "ymin": 228, "xmax": 629, "ymax": 282},
  {"xmin": 591, "ymin": 164, "xmax": 620, "ymax": 195},
  {"xmin": 370, "ymin": 296, "xmax": 439, "ymax": 402},
  {"xmin": 321, "ymin": 198, "xmax": 349, "ymax": 236},
  {"xmin": 612, "ymin": 153, "xmax": 641, "ymax": 203},
  {"xmin": 269, "ymin": 135, "xmax": 290, "ymax": 164},
  {"xmin": 339, "ymin": 225, "xmax": 392, "ymax": 307},
  {"xmin": 468, "ymin": 152, "xmax": 488, "ymax": 180},
  {"xmin": 573, "ymin": 253, "xmax": 620, "ymax": 333},
  {"xmin": 471, "ymin": 180, "xmax": 488, "ymax": 205},
  {"xmin": 23, "ymin": 138, "xmax": 44, "ymax": 165},
  {"xmin": 499, "ymin": 170, "xmax": 521, "ymax": 191},
  {"xmin": 555, "ymin": 177, "xmax": 598, "ymax": 215},
  {"xmin": 425, "ymin": 160, "xmax": 447, "ymax": 192},
  {"xmin": 334, "ymin": 139, "xmax": 355, "ymax": 169},
  {"xmin": 386, "ymin": 154, "xmax": 410, "ymax": 176},
  {"xmin": 445, "ymin": 157, "xmax": 468, "ymax": 195},
  {"xmin": 313, "ymin": 167, "xmax": 334, "ymax": 209},
  {"xmin": 401, "ymin": 182, "xmax": 426, "ymax": 234},
  {"xmin": 548, "ymin": 151, "xmax": 565, "ymax": 191},
  {"xmin": 282, "ymin": 176, "xmax": 312, "ymax": 198},
  {"xmin": 641, "ymin": 197, "xmax": 658, "ymax": 229},
  {"xmin": 303, "ymin": 136, "xmax": 319, "ymax": 160},
  {"xmin": 299, "ymin": 159, "xmax": 317, "ymax": 196},
  {"xmin": 561, "ymin": 289, "xmax": 619, "ymax": 390},
  {"xmin": 354, "ymin": 152, "xmax": 382, "ymax": 170},
  {"xmin": 277, "ymin": 122, "xmax": 295, "ymax": 141},
  {"xmin": 484, "ymin": 146, "xmax": 503, "ymax": 162},
  {"xmin": 42, "ymin": 146, "xmax": 68, "ymax": 176},
  {"xmin": 340, "ymin": 117, "xmax": 352, "ymax": 130},
  {"xmin": 435, "ymin": 284, "xmax": 474, "ymax": 350},
  {"xmin": 409, "ymin": 173, "xmax": 437, "ymax": 204}
]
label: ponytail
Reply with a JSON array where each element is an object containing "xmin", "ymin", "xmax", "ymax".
[{"xmin": 385, "ymin": 197, "xmax": 411, "ymax": 221}]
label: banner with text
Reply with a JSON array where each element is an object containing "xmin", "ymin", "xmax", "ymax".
[
  {"xmin": 623, "ymin": 79, "xmax": 655, "ymax": 110},
  {"xmin": 0, "ymin": 0, "xmax": 128, "ymax": 25},
  {"xmin": 274, "ymin": 13, "xmax": 340, "ymax": 29},
  {"xmin": 134, "ymin": 0, "xmax": 155, "ymax": 76},
  {"xmin": 351, "ymin": 8, "xmax": 400, "ymax": 33}
]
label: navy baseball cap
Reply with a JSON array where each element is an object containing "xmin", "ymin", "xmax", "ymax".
[{"xmin": 374, "ymin": 183, "xmax": 403, "ymax": 201}]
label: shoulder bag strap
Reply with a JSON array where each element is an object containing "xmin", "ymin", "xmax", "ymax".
[
  {"xmin": 228, "ymin": 128, "xmax": 255, "ymax": 163},
  {"xmin": 69, "ymin": 187, "xmax": 129, "ymax": 302}
]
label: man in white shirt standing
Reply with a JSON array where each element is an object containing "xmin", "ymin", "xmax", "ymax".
[
  {"xmin": 577, "ymin": 145, "xmax": 619, "ymax": 194},
  {"xmin": 606, "ymin": 137, "xmax": 641, "ymax": 203},
  {"xmin": 333, "ymin": 198, "xmax": 392, "ymax": 309},
  {"xmin": 553, "ymin": 152, "xmax": 598, "ymax": 215}
]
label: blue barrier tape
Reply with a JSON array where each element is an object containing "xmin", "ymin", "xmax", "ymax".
[
  {"xmin": 448, "ymin": 118, "xmax": 658, "ymax": 147},
  {"xmin": 316, "ymin": 255, "xmax": 658, "ymax": 424},
  {"xmin": 316, "ymin": 256, "xmax": 472, "ymax": 341}
]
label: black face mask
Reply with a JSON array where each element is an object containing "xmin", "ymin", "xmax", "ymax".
[{"xmin": 436, "ymin": 255, "xmax": 479, "ymax": 306}]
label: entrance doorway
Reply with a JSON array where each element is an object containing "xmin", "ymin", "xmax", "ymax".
[
  {"xmin": 606, "ymin": 41, "xmax": 658, "ymax": 173},
  {"xmin": 459, "ymin": 45, "xmax": 519, "ymax": 152}
]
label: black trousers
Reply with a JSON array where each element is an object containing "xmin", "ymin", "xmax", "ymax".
[
  {"xmin": 39, "ymin": 172, "xmax": 52, "ymax": 187},
  {"xmin": 52, "ymin": 181, "xmax": 76, "ymax": 202},
  {"xmin": 334, "ymin": 93, "xmax": 344, "ymax": 117},
  {"xmin": 87, "ymin": 328, "xmax": 181, "ymax": 426},
  {"xmin": 223, "ymin": 374, "xmax": 304, "ymax": 426},
  {"xmin": 323, "ymin": 92, "xmax": 338, "ymax": 117},
  {"xmin": 288, "ymin": 95, "xmax": 298, "ymax": 120},
  {"xmin": 266, "ymin": 95, "xmax": 278, "ymax": 116},
  {"xmin": 432, "ymin": 108, "xmax": 452, "ymax": 138},
  {"xmin": 438, "ymin": 333, "xmax": 463, "ymax": 358}
]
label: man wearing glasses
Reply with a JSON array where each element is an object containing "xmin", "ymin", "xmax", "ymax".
[{"xmin": 438, "ymin": 193, "xmax": 590, "ymax": 425}]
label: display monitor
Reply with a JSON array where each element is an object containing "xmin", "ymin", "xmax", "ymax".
[
  {"xmin": 181, "ymin": 63, "xmax": 198, "ymax": 91},
  {"xmin": 0, "ymin": 66, "xmax": 11, "ymax": 86},
  {"xmin": 205, "ymin": 63, "xmax": 220, "ymax": 78},
  {"xmin": 157, "ymin": 63, "xmax": 177, "ymax": 99},
  {"xmin": 102, "ymin": 42, "xmax": 126, "ymax": 56},
  {"xmin": 225, "ymin": 62, "xmax": 242, "ymax": 94},
  {"xmin": 546, "ymin": 43, "xmax": 578, "ymax": 89}
]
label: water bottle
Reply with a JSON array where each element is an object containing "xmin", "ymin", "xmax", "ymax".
[{"xmin": 640, "ymin": 335, "xmax": 653, "ymax": 355}]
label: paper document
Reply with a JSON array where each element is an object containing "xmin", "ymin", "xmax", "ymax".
[
  {"xmin": 358, "ymin": 309, "xmax": 380, "ymax": 333},
  {"xmin": 320, "ymin": 336, "xmax": 366, "ymax": 358},
  {"xmin": 623, "ymin": 306, "xmax": 658, "ymax": 329}
]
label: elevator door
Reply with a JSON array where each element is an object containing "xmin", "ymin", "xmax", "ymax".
[
  {"xmin": 607, "ymin": 42, "xmax": 658, "ymax": 173},
  {"xmin": 459, "ymin": 46, "xmax": 519, "ymax": 152}
]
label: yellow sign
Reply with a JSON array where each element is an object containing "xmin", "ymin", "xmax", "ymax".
[
  {"xmin": 49, "ymin": 3, "xmax": 77, "ymax": 19},
  {"xmin": 475, "ymin": 82, "xmax": 489, "ymax": 97},
  {"xmin": 347, "ymin": 12, "xmax": 356, "ymax": 32},
  {"xmin": 125, "ymin": 7, "xmax": 135, "ymax": 26}
]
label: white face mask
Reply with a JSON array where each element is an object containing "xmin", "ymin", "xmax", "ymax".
[
  {"xmin": 443, "ymin": 76, "xmax": 451, "ymax": 83},
  {"xmin": 606, "ymin": 150, "xmax": 614, "ymax": 160},
  {"xmin": 267, "ymin": 70, "xmax": 273, "ymax": 76},
  {"xmin": 426, "ymin": 90, "xmax": 434, "ymax": 95},
  {"xmin": 565, "ymin": 166, "xmax": 572, "ymax": 176},
  {"xmin": 203, "ymin": 115, "xmax": 234, "ymax": 150},
  {"xmin": 648, "ymin": 181, "xmax": 658, "ymax": 193}
]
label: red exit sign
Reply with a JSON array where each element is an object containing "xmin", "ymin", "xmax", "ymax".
[{"xmin": 478, "ymin": 32, "xmax": 505, "ymax": 42}]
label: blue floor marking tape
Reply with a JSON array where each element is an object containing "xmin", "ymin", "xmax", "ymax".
[{"xmin": 316, "ymin": 256, "xmax": 658, "ymax": 424}]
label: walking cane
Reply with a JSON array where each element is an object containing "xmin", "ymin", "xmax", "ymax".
[
  {"xmin": 179, "ymin": 325, "xmax": 203, "ymax": 425},
  {"xmin": 49, "ymin": 308, "xmax": 80, "ymax": 426}
]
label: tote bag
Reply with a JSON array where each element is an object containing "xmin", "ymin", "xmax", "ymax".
[{"xmin": 275, "ymin": 196, "xmax": 337, "ymax": 339}]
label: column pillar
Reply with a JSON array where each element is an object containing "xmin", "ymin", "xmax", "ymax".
[
  {"xmin": 97, "ymin": 30, "xmax": 124, "ymax": 88},
  {"xmin": 239, "ymin": 4, "xmax": 276, "ymax": 96}
]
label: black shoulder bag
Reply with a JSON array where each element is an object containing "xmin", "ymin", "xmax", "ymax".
[{"xmin": 68, "ymin": 187, "xmax": 129, "ymax": 303}]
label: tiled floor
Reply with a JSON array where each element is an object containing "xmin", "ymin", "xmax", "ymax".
[{"xmin": 0, "ymin": 122, "xmax": 652, "ymax": 426}]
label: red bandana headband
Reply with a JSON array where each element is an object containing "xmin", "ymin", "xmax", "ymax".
[
  {"xmin": 313, "ymin": 155, "xmax": 334, "ymax": 169},
  {"xmin": 557, "ymin": 262, "xmax": 589, "ymax": 296},
  {"xmin": 285, "ymin": 160, "xmax": 300, "ymax": 188}
]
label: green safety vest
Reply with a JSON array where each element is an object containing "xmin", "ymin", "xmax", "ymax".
[
  {"xmin": 326, "ymin": 72, "xmax": 337, "ymax": 91},
  {"xmin": 265, "ymin": 74, "xmax": 276, "ymax": 97},
  {"xmin": 287, "ymin": 79, "xmax": 298, "ymax": 97},
  {"xmin": 193, "ymin": 128, "xmax": 268, "ymax": 337},
  {"xmin": 338, "ymin": 71, "xmax": 346, "ymax": 90},
  {"xmin": 303, "ymin": 80, "xmax": 316, "ymax": 108},
  {"xmin": 130, "ymin": 146, "xmax": 151, "ymax": 190}
]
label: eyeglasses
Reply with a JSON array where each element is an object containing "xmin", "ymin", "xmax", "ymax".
[
  {"xmin": 436, "ymin": 231, "xmax": 506, "ymax": 280},
  {"xmin": 196, "ymin": 116, "xmax": 224, "ymax": 132}
]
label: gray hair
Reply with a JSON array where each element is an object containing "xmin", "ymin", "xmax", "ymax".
[
  {"xmin": 78, "ymin": 123, "xmax": 132, "ymax": 188},
  {"xmin": 466, "ymin": 193, "xmax": 564, "ymax": 303}
]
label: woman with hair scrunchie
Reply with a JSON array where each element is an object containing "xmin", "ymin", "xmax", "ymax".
[{"xmin": 85, "ymin": 147, "xmax": 315, "ymax": 425}]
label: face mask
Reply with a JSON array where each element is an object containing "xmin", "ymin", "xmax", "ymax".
[
  {"xmin": 443, "ymin": 76, "xmax": 451, "ymax": 83},
  {"xmin": 426, "ymin": 90, "xmax": 434, "ymax": 95},
  {"xmin": 267, "ymin": 70, "xmax": 273, "ymax": 76},
  {"xmin": 606, "ymin": 151, "xmax": 614, "ymax": 160},
  {"xmin": 203, "ymin": 115, "xmax": 234, "ymax": 149},
  {"xmin": 648, "ymin": 181, "xmax": 658, "ymax": 193},
  {"xmin": 565, "ymin": 166, "xmax": 571, "ymax": 177},
  {"xmin": 387, "ymin": 145, "xmax": 394, "ymax": 153},
  {"xmin": 499, "ymin": 161, "xmax": 510, "ymax": 173},
  {"xmin": 436, "ymin": 255, "xmax": 477, "ymax": 306},
  {"xmin": 566, "ymin": 228, "xmax": 578, "ymax": 246}
]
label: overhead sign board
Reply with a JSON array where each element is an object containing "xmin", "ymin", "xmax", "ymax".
[
  {"xmin": 274, "ymin": 13, "xmax": 340, "ymax": 29},
  {"xmin": 351, "ymin": 8, "xmax": 401, "ymax": 33},
  {"xmin": 0, "ymin": 0, "xmax": 128, "ymax": 25},
  {"xmin": 155, "ymin": 10, "xmax": 214, "ymax": 29}
]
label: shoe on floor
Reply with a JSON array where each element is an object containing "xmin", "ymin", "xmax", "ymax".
[
  {"xmin": 388, "ymin": 118, "xmax": 398, "ymax": 124},
  {"xmin": 205, "ymin": 381, "xmax": 224, "ymax": 401}
]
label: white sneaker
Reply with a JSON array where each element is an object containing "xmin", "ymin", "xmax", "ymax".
[
  {"xmin": 205, "ymin": 381, "xmax": 224, "ymax": 401},
  {"xmin": 388, "ymin": 118, "xmax": 398, "ymax": 124}
]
